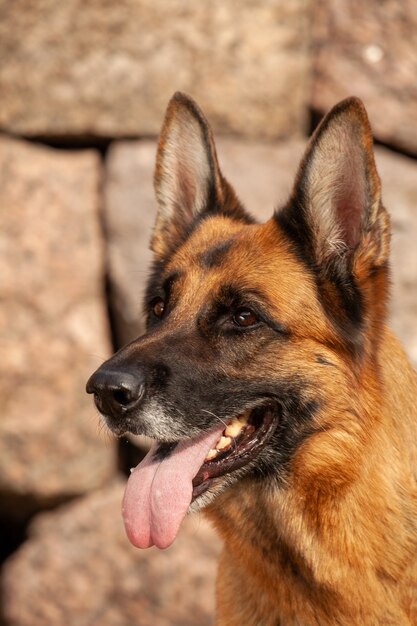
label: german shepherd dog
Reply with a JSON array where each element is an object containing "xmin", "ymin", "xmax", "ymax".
[{"xmin": 87, "ymin": 93, "xmax": 417, "ymax": 625}]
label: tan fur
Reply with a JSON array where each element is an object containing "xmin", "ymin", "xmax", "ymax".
[
  {"xmin": 159, "ymin": 212, "xmax": 417, "ymax": 624},
  {"xmin": 207, "ymin": 336, "xmax": 417, "ymax": 625},
  {"xmin": 88, "ymin": 91, "xmax": 417, "ymax": 623},
  {"xmin": 153, "ymin": 94, "xmax": 417, "ymax": 624}
]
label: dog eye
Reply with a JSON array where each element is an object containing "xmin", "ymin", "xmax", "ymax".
[
  {"xmin": 152, "ymin": 298, "xmax": 165, "ymax": 319},
  {"xmin": 232, "ymin": 309, "xmax": 259, "ymax": 328}
]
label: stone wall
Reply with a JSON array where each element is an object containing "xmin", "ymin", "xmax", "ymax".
[
  {"xmin": 0, "ymin": 2, "xmax": 416, "ymax": 625},
  {"xmin": 0, "ymin": 0, "xmax": 310, "ymax": 140},
  {"xmin": 311, "ymin": 0, "xmax": 417, "ymax": 154}
]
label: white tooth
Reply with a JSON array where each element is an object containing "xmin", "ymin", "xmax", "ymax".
[
  {"xmin": 239, "ymin": 409, "xmax": 251, "ymax": 423},
  {"xmin": 225, "ymin": 419, "xmax": 245, "ymax": 438},
  {"xmin": 205, "ymin": 448, "xmax": 218, "ymax": 461},
  {"xmin": 216, "ymin": 436, "xmax": 232, "ymax": 451},
  {"xmin": 130, "ymin": 467, "xmax": 135, "ymax": 474}
]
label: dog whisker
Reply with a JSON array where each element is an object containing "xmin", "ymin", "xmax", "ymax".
[
  {"xmin": 201, "ymin": 408, "xmax": 228, "ymax": 429},
  {"xmin": 201, "ymin": 409, "xmax": 238, "ymax": 450}
]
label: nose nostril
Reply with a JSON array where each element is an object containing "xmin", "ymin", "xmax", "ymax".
[
  {"xmin": 93, "ymin": 392, "xmax": 103, "ymax": 412},
  {"xmin": 112, "ymin": 388, "xmax": 132, "ymax": 407}
]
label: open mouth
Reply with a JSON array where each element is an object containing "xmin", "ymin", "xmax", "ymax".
[
  {"xmin": 122, "ymin": 401, "xmax": 279, "ymax": 549},
  {"xmin": 192, "ymin": 403, "xmax": 278, "ymax": 500}
]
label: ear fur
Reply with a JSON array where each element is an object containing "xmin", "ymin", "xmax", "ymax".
[
  {"xmin": 278, "ymin": 97, "xmax": 390, "ymax": 278},
  {"xmin": 276, "ymin": 97, "xmax": 390, "ymax": 346},
  {"xmin": 152, "ymin": 92, "xmax": 252, "ymax": 259}
]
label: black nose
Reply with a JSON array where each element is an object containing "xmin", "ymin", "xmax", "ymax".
[{"xmin": 86, "ymin": 365, "xmax": 145, "ymax": 419}]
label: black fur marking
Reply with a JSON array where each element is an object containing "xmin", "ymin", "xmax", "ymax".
[
  {"xmin": 162, "ymin": 270, "xmax": 183, "ymax": 296},
  {"xmin": 199, "ymin": 238, "xmax": 234, "ymax": 269},
  {"xmin": 152, "ymin": 441, "xmax": 178, "ymax": 461},
  {"xmin": 315, "ymin": 354, "xmax": 336, "ymax": 367},
  {"xmin": 145, "ymin": 263, "xmax": 184, "ymax": 327},
  {"xmin": 203, "ymin": 194, "xmax": 256, "ymax": 225},
  {"xmin": 315, "ymin": 271, "xmax": 364, "ymax": 355},
  {"xmin": 275, "ymin": 198, "xmax": 314, "ymax": 269},
  {"xmin": 153, "ymin": 201, "xmax": 254, "ymax": 269},
  {"xmin": 275, "ymin": 206, "xmax": 364, "ymax": 356},
  {"xmin": 144, "ymin": 259, "xmax": 166, "ymax": 315},
  {"xmin": 251, "ymin": 395, "xmax": 320, "ymax": 484},
  {"xmin": 199, "ymin": 283, "xmax": 289, "ymax": 338}
]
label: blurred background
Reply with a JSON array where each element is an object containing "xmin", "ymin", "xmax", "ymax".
[{"xmin": 0, "ymin": 1, "xmax": 416, "ymax": 624}]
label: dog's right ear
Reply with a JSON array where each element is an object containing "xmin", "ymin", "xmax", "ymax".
[{"xmin": 152, "ymin": 92, "xmax": 251, "ymax": 259}]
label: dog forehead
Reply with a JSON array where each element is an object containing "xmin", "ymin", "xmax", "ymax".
[
  {"xmin": 167, "ymin": 216, "xmax": 295, "ymax": 271},
  {"xmin": 167, "ymin": 215, "xmax": 247, "ymax": 266},
  {"xmin": 164, "ymin": 216, "xmax": 321, "ymax": 322}
]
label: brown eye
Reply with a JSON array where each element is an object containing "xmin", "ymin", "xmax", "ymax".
[
  {"xmin": 152, "ymin": 298, "xmax": 165, "ymax": 319},
  {"xmin": 233, "ymin": 309, "xmax": 259, "ymax": 328}
]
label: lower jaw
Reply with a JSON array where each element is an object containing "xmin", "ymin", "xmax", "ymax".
[{"xmin": 192, "ymin": 479, "xmax": 215, "ymax": 500}]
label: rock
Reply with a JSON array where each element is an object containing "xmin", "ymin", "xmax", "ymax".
[
  {"xmin": 215, "ymin": 139, "xmax": 305, "ymax": 222},
  {"xmin": 2, "ymin": 479, "xmax": 221, "ymax": 626},
  {"xmin": 375, "ymin": 148, "xmax": 417, "ymax": 365},
  {"xmin": 0, "ymin": 0, "xmax": 310, "ymax": 140},
  {"xmin": 105, "ymin": 138, "xmax": 417, "ymax": 365},
  {"xmin": 0, "ymin": 136, "xmax": 116, "ymax": 516},
  {"xmin": 311, "ymin": 0, "xmax": 417, "ymax": 154},
  {"xmin": 104, "ymin": 142, "xmax": 157, "ymax": 346}
]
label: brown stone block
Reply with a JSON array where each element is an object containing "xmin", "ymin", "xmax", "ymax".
[
  {"xmin": 0, "ymin": 0, "xmax": 311, "ymax": 140},
  {"xmin": 0, "ymin": 136, "xmax": 116, "ymax": 514},
  {"xmin": 2, "ymin": 480, "xmax": 220, "ymax": 626},
  {"xmin": 311, "ymin": 0, "xmax": 417, "ymax": 154}
]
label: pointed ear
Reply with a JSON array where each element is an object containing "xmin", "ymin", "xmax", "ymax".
[
  {"xmin": 278, "ymin": 97, "xmax": 390, "ymax": 279},
  {"xmin": 152, "ymin": 92, "xmax": 252, "ymax": 259}
]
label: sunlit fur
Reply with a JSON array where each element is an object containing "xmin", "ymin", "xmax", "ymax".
[
  {"xmin": 97, "ymin": 92, "xmax": 417, "ymax": 625},
  {"xmin": 151, "ymin": 94, "xmax": 417, "ymax": 625}
]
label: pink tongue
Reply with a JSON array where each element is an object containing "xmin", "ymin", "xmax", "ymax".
[{"xmin": 122, "ymin": 423, "xmax": 225, "ymax": 549}]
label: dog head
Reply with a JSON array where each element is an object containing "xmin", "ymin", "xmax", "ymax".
[{"xmin": 87, "ymin": 93, "xmax": 390, "ymax": 548}]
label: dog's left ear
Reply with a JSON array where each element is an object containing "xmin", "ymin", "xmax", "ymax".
[
  {"xmin": 152, "ymin": 92, "xmax": 251, "ymax": 259},
  {"xmin": 278, "ymin": 97, "xmax": 390, "ymax": 280}
]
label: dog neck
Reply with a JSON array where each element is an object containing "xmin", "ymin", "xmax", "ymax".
[{"xmin": 205, "ymin": 327, "xmax": 417, "ymax": 625}]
